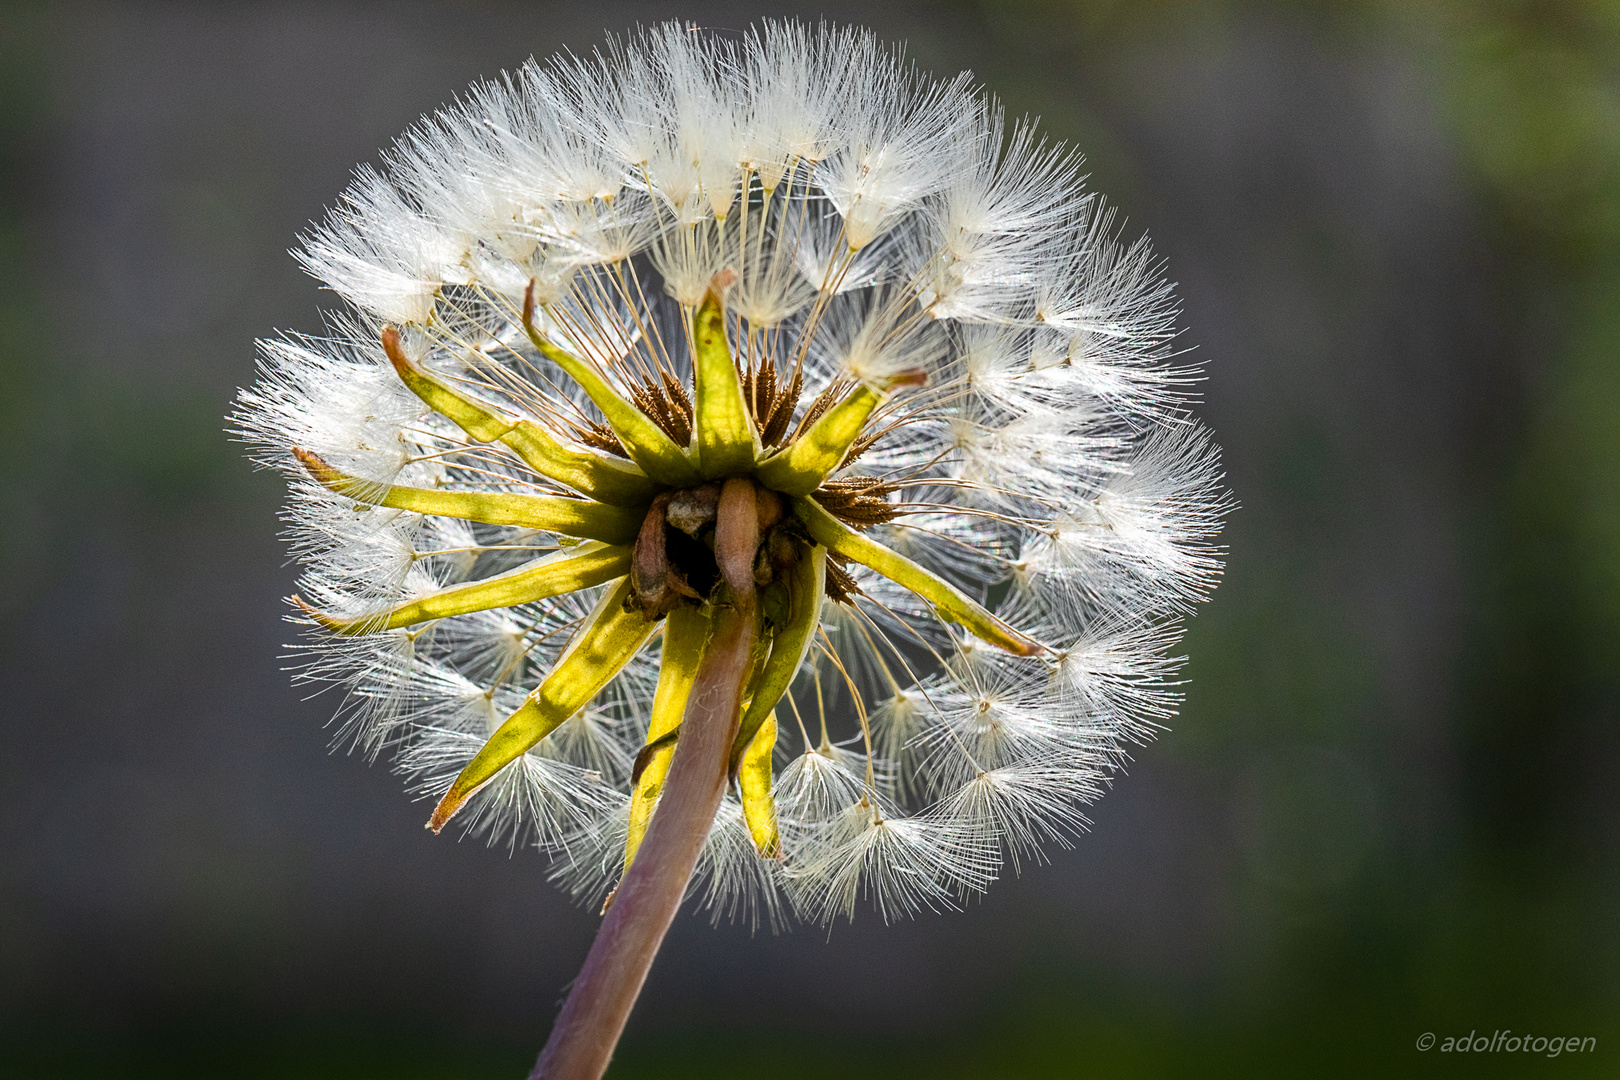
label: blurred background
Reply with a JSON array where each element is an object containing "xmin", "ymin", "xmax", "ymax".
[{"xmin": 2, "ymin": 1, "xmax": 1616, "ymax": 1076}]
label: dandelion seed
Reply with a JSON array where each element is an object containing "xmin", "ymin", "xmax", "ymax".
[{"xmin": 234, "ymin": 20, "xmax": 1226, "ymax": 1079}]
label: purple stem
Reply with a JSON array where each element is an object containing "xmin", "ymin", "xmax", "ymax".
[{"xmin": 530, "ymin": 479, "xmax": 760, "ymax": 1080}]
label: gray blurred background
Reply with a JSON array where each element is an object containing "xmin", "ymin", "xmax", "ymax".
[{"xmin": 1, "ymin": 2, "xmax": 1616, "ymax": 1077}]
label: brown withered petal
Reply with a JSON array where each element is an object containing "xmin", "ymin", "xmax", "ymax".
[
  {"xmin": 823, "ymin": 554, "xmax": 861, "ymax": 603},
  {"xmin": 811, "ymin": 475, "xmax": 899, "ymax": 528}
]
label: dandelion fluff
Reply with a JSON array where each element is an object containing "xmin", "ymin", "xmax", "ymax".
[{"xmin": 234, "ymin": 20, "xmax": 1227, "ymax": 943}]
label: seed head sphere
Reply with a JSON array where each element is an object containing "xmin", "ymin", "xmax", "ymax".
[{"xmin": 236, "ymin": 21, "xmax": 1229, "ymax": 928}]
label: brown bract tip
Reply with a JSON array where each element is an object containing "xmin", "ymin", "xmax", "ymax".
[
  {"xmin": 427, "ymin": 788, "xmax": 465, "ymax": 834},
  {"xmin": 1010, "ymin": 634, "xmax": 1051, "ymax": 658},
  {"xmin": 706, "ymin": 267, "xmax": 738, "ymax": 302},
  {"xmin": 291, "ymin": 447, "xmax": 338, "ymax": 483},
  {"xmin": 291, "ymin": 595, "xmax": 335, "ymax": 628},
  {"xmin": 379, "ymin": 325, "xmax": 411, "ymax": 374},
  {"xmin": 289, "ymin": 594, "xmax": 348, "ymax": 634},
  {"xmin": 630, "ymin": 728, "xmax": 679, "ymax": 785},
  {"xmin": 666, "ymin": 483, "xmax": 721, "ymax": 537}
]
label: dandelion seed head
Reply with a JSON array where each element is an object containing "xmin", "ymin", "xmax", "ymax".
[{"xmin": 235, "ymin": 20, "xmax": 1227, "ymax": 926}]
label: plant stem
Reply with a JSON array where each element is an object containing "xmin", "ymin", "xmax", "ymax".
[{"xmin": 530, "ymin": 479, "xmax": 760, "ymax": 1080}]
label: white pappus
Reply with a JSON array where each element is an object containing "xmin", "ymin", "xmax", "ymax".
[{"xmin": 234, "ymin": 19, "xmax": 1229, "ymax": 930}]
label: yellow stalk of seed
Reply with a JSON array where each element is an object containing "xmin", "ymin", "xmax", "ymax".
[
  {"xmin": 623, "ymin": 604, "xmax": 712, "ymax": 873},
  {"xmin": 737, "ymin": 710, "xmax": 781, "ymax": 858},
  {"xmin": 428, "ymin": 577, "xmax": 656, "ymax": 832},
  {"xmin": 293, "ymin": 449, "xmax": 643, "ymax": 544},
  {"xmin": 381, "ymin": 327, "xmax": 658, "ymax": 507},
  {"xmin": 752, "ymin": 368, "xmax": 924, "ymax": 495},
  {"xmin": 297, "ymin": 542, "xmax": 632, "ymax": 635},
  {"xmin": 690, "ymin": 271, "xmax": 760, "ymax": 479},
  {"xmin": 522, "ymin": 285, "xmax": 701, "ymax": 488},
  {"xmin": 793, "ymin": 496, "xmax": 1045, "ymax": 656}
]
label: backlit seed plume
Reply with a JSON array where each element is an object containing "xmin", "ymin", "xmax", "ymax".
[{"xmin": 235, "ymin": 20, "xmax": 1228, "ymax": 927}]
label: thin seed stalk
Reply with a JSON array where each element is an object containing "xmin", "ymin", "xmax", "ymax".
[{"xmin": 531, "ymin": 479, "xmax": 761, "ymax": 1080}]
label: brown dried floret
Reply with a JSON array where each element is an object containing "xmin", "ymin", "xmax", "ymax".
[
  {"xmin": 759, "ymin": 369, "xmax": 802, "ymax": 447},
  {"xmin": 578, "ymin": 419, "xmax": 629, "ymax": 459},
  {"xmin": 665, "ymin": 482, "xmax": 721, "ymax": 536},
  {"xmin": 629, "ymin": 376, "xmax": 694, "ymax": 447},
  {"xmin": 660, "ymin": 371, "xmax": 694, "ymax": 444},
  {"xmin": 824, "ymin": 553, "xmax": 860, "ymax": 603},
  {"xmin": 789, "ymin": 382, "xmax": 841, "ymax": 442},
  {"xmin": 629, "ymin": 493, "xmax": 702, "ymax": 618},
  {"xmin": 812, "ymin": 475, "xmax": 898, "ymax": 529},
  {"xmin": 841, "ymin": 425, "xmax": 887, "ymax": 468}
]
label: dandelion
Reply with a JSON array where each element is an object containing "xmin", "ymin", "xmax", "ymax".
[{"xmin": 234, "ymin": 21, "xmax": 1227, "ymax": 1079}]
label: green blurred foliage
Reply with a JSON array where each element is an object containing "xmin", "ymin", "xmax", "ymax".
[
  {"xmin": 6, "ymin": 1031, "xmax": 533, "ymax": 1080},
  {"xmin": 0, "ymin": 4, "xmax": 50, "ymax": 598},
  {"xmin": 0, "ymin": 6, "xmax": 244, "ymax": 616}
]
